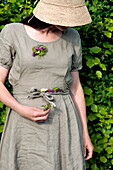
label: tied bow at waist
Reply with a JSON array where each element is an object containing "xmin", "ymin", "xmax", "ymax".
[{"xmin": 27, "ymin": 87, "xmax": 56, "ymax": 108}]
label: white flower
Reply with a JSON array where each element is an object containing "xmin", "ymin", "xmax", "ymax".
[{"xmin": 41, "ymin": 88, "xmax": 48, "ymax": 92}]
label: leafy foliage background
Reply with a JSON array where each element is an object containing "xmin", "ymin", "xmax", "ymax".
[{"xmin": 0, "ymin": 0, "xmax": 113, "ymax": 169}]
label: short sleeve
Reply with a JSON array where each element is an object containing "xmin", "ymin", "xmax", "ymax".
[
  {"xmin": 0, "ymin": 25, "xmax": 14, "ymax": 70},
  {"xmin": 70, "ymin": 30, "xmax": 82, "ymax": 72}
]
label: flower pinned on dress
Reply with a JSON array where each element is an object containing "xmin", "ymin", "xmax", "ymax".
[
  {"xmin": 40, "ymin": 87, "xmax": 63, "ymax": 93},
  {"xmin": 32, "ymin": 45, "xmax": 48, "ymax": 58}
]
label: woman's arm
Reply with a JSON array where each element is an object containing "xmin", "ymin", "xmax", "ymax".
[
  {"xmin": 0, "ymin": 66, "xmax": 22, "ymax": 111},
  {"xmin": 0, "ymin": 66, "xmax": 50, "ymax": 122},
  {"xmin": 69, "ymin": 71, "xmax": 94, "ymax": 160}
]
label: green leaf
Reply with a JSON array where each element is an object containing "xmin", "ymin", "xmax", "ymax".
[
  {"xmin": 107, "ymin": 26, "xmax": 113, "ymax": 32},
  {"xmin": 103, "ymin": 31, "xmax": 112, "ymax": 38},
  {"xmin": 84, "ymin": 87, "xmax": 93, "ymax": 95},
  {"xmin": 86, "ymin": 59, "xmax": 95, "ymax": 68},
  {"xmin": 100, "ymin": 156, "xmax": 107, "ymax": 163},
  {"xmin": 110, "ymin": 13, "xmax": 113, "ymax": 16},
  {"xmin": 86, "ymin": 95, "xmax": 93, "ymax": 106},
  {"xmin": 103, "ymin": 42, "xmax": 112, "ymax": 49},
  {"xmin": 90, "ymin": 46, "xmax": 102, "ymax": 54},
  {"xmin": 86, "ymin": 57, "xmax": 100, "ymax": 68},
  {"xmin": 94, "ymin": 57, "xmax": 100, "ymax": 65},
  {"xmin": 96, "ymin": 71, "xmax": 102, "ymax": 79},
  {"xmin": 88, "ymin": 113, "xmax": 97, "ymax": 121},
  {"xmin": 105, "ymin": 50, "xmax": 112, "ymax": 55},
  {"xmin": 111, "ymin": 159, "xmax": 113, "ymax": 165},
  {"xmin": 39, "ymin": 51, "xmax": 45, "ymax": 56},
  {"xmin": 98, "ymin": 138, "xmax": 108, "ymax": 145},
  {"xmin": 1, "ymin": 115, "xmax": 6, "ymax": 123},
  {"xmin": 41, "ymin": 103, "xmax": 52, "ymax": 111},
  {"xmin": 99, "ymin": 63, "xmax": 107, "ymax": 70},
  {"xmin": 96, "ymin": 133, "xmax": 102, "ymax": 139},
  {"xmin": 106, "ymin": 147, "xmax": 113, "ymax": 154},
  {"xmin": 52, "ymin": 87, "xmax": 59, "ymax": 91},
  {"xmin": 94, "ymin": 146, "xmax": 103, "ymax": 153},
  {"xmin": 109, "ymin": 137, "xmax": 113, "ymax": 144},
  {"xmin": 0, "ymin": 125, "xmax": 4, "ymax": 133},
  {"xmin": 0, "ymin": 102, "xmax": 4, "ymax": 108},
  {"xmin": 91, "ymin": 164, "xmax": 99, "ymax": 170},
  {"xmin": 107, "ymin": 154, "xmax": 113, "ymax": 159},
  {"xmin": 8, "ymin": 0, "xmax": 16, "ymax": 3},
  {"xmin": 91, "ymin": 104, "xmax": 98, "ymax": 112},
  {"xmin": 108, "ymin": 119, "xmax": 113, "ymax": 123}
]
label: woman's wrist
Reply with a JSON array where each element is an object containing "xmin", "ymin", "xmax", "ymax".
[
  {"xmin": 11, "ymin": 101, "xmax": 23, "ymax": 113},
  {"xmin": 82, "ymin": 126, "xmax": 89, "ymax": 136}
]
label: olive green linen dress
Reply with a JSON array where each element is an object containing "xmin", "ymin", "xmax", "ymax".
[{"xmin": 0, "ymin": 23, "xmax": 86, "ymax": 170}]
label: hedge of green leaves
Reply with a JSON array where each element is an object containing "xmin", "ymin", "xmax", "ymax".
[{"xmin": 0, "ymin": 0, "xmax": 113, "ymax": 169}]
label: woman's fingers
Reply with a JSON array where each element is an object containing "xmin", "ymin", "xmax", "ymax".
[
  {"xmin": 18, "ymin": 105, "xmax": 51, "ymax": 121},
  {"xmin": 84, "ymin": 145, "xmax": 86, "ymax": 157},
  {"xmin": 31, "ymin": 108, "xmax": 50, "ymax": 121},
  {"xmin": 18, "ymin": 105, "xmax": 50, "ymax": 122},
  {"xmin": 83, "ymin": 134, "xmax": 94, "ymax": 160},
  {"xmin": 33, "ymin": 108, "xmax": 50, "ymax": 117},
  {"xmin": 33, "ymin": 114, "xmax": 49, "ymax": 122},
  {"xmin": 33, "ymin": 107, "xmax": 50, "ymax": 113},
  {"xmin": 85, "ymin": 145, "xmax": 94, "ymax": 160}
]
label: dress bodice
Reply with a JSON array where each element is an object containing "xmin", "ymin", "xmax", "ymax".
[{"xmin": 0, "ymin": 23, "xmax": 82, "ymax": 94}]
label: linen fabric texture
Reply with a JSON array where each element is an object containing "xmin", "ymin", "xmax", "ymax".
[{"xmin": 0, "ymin": 23, "xmax": 86, "ymax": 170}]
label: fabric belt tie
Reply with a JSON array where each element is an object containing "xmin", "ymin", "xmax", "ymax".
[
  {"xmin": 13, "ymin": 87, "xmax": 69, "ymax": 108},
  {"xmin": 27, "ymin": 87, "xmax": 56, "ymax": 107}
]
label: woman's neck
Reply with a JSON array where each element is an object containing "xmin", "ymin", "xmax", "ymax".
[{"xmin": 24, "ymin": 24, "xmax": 63, "ymax": 42}]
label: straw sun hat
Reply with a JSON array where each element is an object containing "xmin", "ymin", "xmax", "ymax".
[{"xmin": 33, "ymin": 0, "xmax": 92, "ymax": 27}]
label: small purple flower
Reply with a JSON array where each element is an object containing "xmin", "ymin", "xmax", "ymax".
[
  {"xmin": 47, "ymin": 89, "xmax": 54, "ymax": 93},
  {"xmin": 39, "ymin": 46, "xmax": 44, "ymax": 51},
  {"xmin": 47, "ymin": 89, "xmax": 51, "ymax": 92},
  {"xmin": 35, "ymin": 46, "xmax": 40, "ymax": 50},
  {"xmin": 32, "ymin": 52, "xmax": 35, "ymax": 56},
  {"xmin": 56, "ymin": 88, "xmax": 63, "ymax": 92},
  {"xmin": 51, "ymin": 89, "xmax": 54, "ymax": 93}
]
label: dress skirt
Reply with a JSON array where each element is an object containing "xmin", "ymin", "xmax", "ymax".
[{"xmin": 0, "ymin": 94, "xmax": 86, "ymax": 170}]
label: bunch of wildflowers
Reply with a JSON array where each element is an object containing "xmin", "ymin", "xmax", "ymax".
[
  {"xmin": 41, "ymin": 87, "xmax": 63, "ymax": 93},
  {"xmin": 32, "ymin": 45, "xmax": 48, "ymax": 57}
]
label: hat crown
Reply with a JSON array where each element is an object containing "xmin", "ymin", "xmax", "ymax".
[
  {"xmin": 33, "ymin": 0, "xmax": 92, "ymax": 27},
  {"xmin": 42, "ymin": 0, "xmax": 85, "ymax": 7}
]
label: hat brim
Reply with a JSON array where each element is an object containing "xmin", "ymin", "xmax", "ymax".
[{"xmin": 33, "ymin": 1, "xmax": 92, "ymax": 27}]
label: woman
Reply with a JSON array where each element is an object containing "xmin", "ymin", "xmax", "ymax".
[{"xmin": 0, "ymin": 0, "xmax": 94, "ymax": 169}]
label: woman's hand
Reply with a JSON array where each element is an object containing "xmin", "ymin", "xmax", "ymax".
[
  {"xmin": 17, "ymin": 104, "xmax": 50, "ymax": 122},
  {"xmin": 83, "ymin": 133, "xmax": 94, "ymax": 160},
  {"xmin": 0, "ymin": 66, "xmax": 50, "ymax": 122}
]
